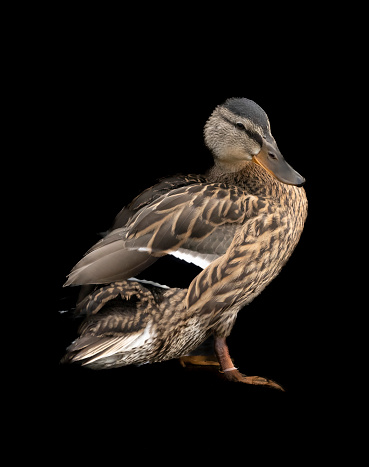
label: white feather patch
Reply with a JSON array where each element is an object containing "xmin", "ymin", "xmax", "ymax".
[
  {"xmin": 131, "ymin": 246, "xmax": 218, "ymax": 269},
  {"xmin": 169, "ymin": 248, "xmax": 218, "ymax": 269},
  {"xmin": 128, "ymin": 277, "xmax": 170, "ymax": 289}
]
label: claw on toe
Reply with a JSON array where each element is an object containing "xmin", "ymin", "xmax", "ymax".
[
  {"xmin": 222, "ymin": 369, "xmax": 285, "ymax": 391},
  {"xmin": 244, "ymin": 375, "xmax": 285, "ymax": 392}
]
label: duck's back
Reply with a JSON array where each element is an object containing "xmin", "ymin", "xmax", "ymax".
[{"xmin": 110, "ymin": 174, "xmax": 207, "ymax": 231}]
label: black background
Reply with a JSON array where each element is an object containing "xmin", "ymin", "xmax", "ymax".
[{"xmin": 28, "ymin": 10, "xmax": 352, "ymax": 446}]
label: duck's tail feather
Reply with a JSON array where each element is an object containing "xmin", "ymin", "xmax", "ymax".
[{"xmin": 61, "ymin": 326, "xmax": 153, "ymax": 367}]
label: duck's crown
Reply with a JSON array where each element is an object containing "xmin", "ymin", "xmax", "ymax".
[{"xmin": 223, "ymin": 97, "xmax": 270, "ymax": 135}]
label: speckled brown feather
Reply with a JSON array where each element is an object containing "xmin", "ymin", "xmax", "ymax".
[{"xmin": 63, "ymin": 97, "xmax": 308, "ymax": 373}]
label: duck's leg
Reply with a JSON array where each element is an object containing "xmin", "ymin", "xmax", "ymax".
[{"xmin": 214, "ymin": 336, "xmax": 285, "ymax": 391}]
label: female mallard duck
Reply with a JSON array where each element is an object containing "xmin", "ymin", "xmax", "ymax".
[{"xmin": 63, "ymin": 97, "xmax": 307, "ymax": 390}]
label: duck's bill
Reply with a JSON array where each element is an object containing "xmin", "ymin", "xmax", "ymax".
[{"xmin": 253, "ymin": 144, "xmax": 305, "ymax": 187}]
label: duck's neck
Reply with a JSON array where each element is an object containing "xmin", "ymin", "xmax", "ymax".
[
  {"xmin": 206, "ymin": 162, "xmax": 279, "ymax": 197},
  {"xmin": 206, "ymin": 162, "xmax": 307, "ymax": 211}
]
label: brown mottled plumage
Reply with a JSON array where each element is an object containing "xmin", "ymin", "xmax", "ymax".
[{"xmin": 63, "ymin": 98, "xmax": 307, "ymax": 390}]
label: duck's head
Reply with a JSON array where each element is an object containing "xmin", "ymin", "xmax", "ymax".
[{"xmin": 204, "ymin": 97, "xmax": 305, "ymax": 186}]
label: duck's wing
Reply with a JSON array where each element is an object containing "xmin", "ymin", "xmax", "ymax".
[{"xmin": 64, "ymin": 183, "xmax": 263, "ymax": 286}]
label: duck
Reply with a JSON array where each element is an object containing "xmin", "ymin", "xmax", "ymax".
[{"xmin": 62, "ymin": 97, "xmax": 308, "ymax": 390}]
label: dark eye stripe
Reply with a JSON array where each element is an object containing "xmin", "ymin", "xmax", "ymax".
[
  {"xmin": 245, "ymin": 128, "xmax": 263, "ymax": 147},
  {"xmin": 221, "ymin": 115, "xmax": 263, "ymax": 147}
]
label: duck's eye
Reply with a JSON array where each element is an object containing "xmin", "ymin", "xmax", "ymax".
[
  {"xmin": 268, "ymin": 152, "xmax": 278, "ymax": 160},
  {"xmin": 235, "ymin": 122, "xmax": 245, "ymax": 130}
]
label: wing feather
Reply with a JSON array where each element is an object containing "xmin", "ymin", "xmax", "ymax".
[{"xmin": 65, "ymin": 183, "xmax": 260, "ymax": 286}]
